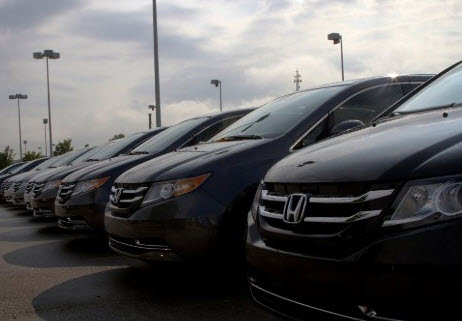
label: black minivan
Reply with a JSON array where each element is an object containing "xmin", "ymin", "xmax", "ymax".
[
  {"xmin": 104, "ymin": 75, "xmax": 432, "ymax": 262},
  {"xmin": 55, "ymin": 108, "xmax": 252, "ymax": 231},
  {"xmin": 247, "ymin": 61, "xmax": 462, "ymax": 320}
]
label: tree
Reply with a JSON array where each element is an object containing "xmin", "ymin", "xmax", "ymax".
[
  {"xmin": 0, "ymin": 146, "xmax": 15, "ymax": 170},
  {"xmin": 110, "ymin": 133, "xmax": 125, "ymax": 141},
  {"xmin": 54, "ymin": 139, "xmax": 74, "ymax": 156},
  {"xmin": 23, "ymin": 151, "xmax": 42, "ymax": 161}
]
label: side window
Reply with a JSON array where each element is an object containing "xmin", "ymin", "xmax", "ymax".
[
  {"xmin": 183, "ymin": 116, "xmax": 241, "ymax": 147},
  {"xmin": 294, "ymin": 84, "xmax": 408, "ymax": 150},
  {"xmin": 328, "ymin": 84, "xmax": 406, "ymax": 128}
]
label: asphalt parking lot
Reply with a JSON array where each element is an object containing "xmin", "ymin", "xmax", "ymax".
[{"xmin": 0, "ymin": 204, "xmax": 281, "ymax": 321}]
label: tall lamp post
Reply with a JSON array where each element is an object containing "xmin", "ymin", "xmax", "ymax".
[
  {"xmin": 211, "ymin": 79, "xmax": 222, "ymax": 112},
  {"xmin": 9, "ymin": 94, "xmax": 27, "ymax": 160},
  {"xmin": 33, "ymin": 49, "xmax": 60, "ymax": 157},
  {"xmin": 152, "ymin": 0, "xmax": 161, "ymax": 127},
  {"xmin": 43, "ymin": 118, "xmax": 48, "ymax": 157},
  {"xmin": 148, "ymin": 105, "xmax": 156, "ymax": 129},
  {"xmin": 327, "ymin": 33, "xmax": 344, "ymax": 81},
  {"xmin": 38, "ymin": 146, "xmax": 42, "ymax": 155}
]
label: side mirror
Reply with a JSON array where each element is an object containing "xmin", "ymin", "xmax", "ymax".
[{"xmin": 330, "ymin": 119, "xmax": 365, "ymax": 136}]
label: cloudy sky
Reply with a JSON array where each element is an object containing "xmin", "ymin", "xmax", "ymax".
[{"xmin": 1, "ymin": 0, "xmax": 461, "ymax": 157}]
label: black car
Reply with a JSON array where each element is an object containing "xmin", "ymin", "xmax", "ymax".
[
  {"xmin": 29, "ymin": 128, "xmax": 165, "ymax": 217},
  {"xmin": 0, "ymin": 162, "xmax": 25, "ymax": 176},
  {"xmin": 246, "ymin": 61, "xmax": 462, "ymax": 321},
  {"xmin": 0, "ymin": 158, "xmax": 48, "ymax": 200},
  {"xmin": 55, "ymin": 108, "xmax": 252, "ymax": 231},
  {"xmin": 104, "ymin": 74, "xmax": 432, "ymax": 263},
  {"xmin": 4, "ymin": 153, "xmax": 71, "ymax": 205}
]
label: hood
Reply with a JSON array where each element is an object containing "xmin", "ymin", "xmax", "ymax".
[
  {"xmin": 5, "ymin": 170, "xmax": 41, "ymax": 183},
  {"xmin": 116, "ymin": 139, "xmax": 273, "ymax": 183},
  {"xmin": 62, "ymin": 154, "xmax": 149, "ymax": 183},
  {"xmin": 34, "ymin": 161, "xmax": 97, "ymax": 183},
  {"xmin": 265, "ymin": 107, "xmax": 462, "ymax": 184}
]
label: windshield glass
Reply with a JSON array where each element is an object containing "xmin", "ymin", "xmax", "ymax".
[
  {"xmin": 212, "ymin": 86, "xmax": 346, "ymax": 140},
  {"xmin": 10, "ymin": 160, "xmax": 41, "ymax": 174},
  {"xmin": 90, "ymin": 132, "xmax": 145, "ymax": 160},
  {"xmin": 0, "ymin": 163, "xmax": 23, "ymax": 175},
  {"xmin": 34, "ymin": 155, "xmax": 66, "ymax": 170},
  {"xmin": 51, "ymin": 149, "xmax": 90, "ymax": 168},
  {"xmin": 132, "ymin": 117, "xmax": 208, "ymax": 153},
  {"xmin": 396, "ymin": 63, "xmax": 462, "ymax": 113},
  {"xmin": 71, "ymin": 144, "xmax": 112, "ymax": 164}
]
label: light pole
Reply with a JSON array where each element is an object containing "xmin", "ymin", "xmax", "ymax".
[
  {"xmin": 38, "ymin": 146, "xmax": 42, "ymax": 155},
  {"xmin": 294, "ymin": 70, "xmax": 302, "ymax": 91},
  {"xmin": 148, "ymin": 105, "xmax": 156, "ymax": 129},
  {"xmin": 152, "ymin": 0, "xmax": 161, "ymax": 127},
  {"xmin": 23, "ymin": 140, "xmax": 27, "ymax": 153},
  {"xmin": 33, "ymin": 49, "xmax": 60, "ymax": 157},
  {"xmin": 8, "ymin": 94, "xmax": 27, "ymax": 160},
  {"xmin": 43, "ymin": 118, "xmax": 48, "ymax": 157},
  {"xmin": 327, "ymin": 33, "xmax": 344, "ymax": 81},
  {"xmin": 211, "ymin": 79, "xmax": 222, "ymax": 112}
]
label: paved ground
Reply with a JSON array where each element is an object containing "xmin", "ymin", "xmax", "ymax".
[{"xmin": 0, "ymin": 204, "xmax": 282, "ymax": 321}]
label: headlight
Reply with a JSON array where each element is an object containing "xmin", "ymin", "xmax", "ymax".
[
  {"xmin": 42, "ymin": 180, "xmax": 62, "ymax": 192},
  {"xmin": 251, "ymin": 181, "xmax": 264, "ymax": 221},
  {"xmin": 72, "ymin": 177, "xmax": 110, "ymax": 196},
  {"xmin": 141, "ymin": 174, "xmax": 210, "ymax": 207},
  {"xmin": 383, "ymin": 176, "xmax": 462, "ymax": 228}
]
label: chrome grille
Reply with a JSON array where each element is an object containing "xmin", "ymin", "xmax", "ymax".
[
  {"xmin": 33, "ymin": 182, "xmax": 45, "ymax": 196},
  {"xmin": 25, "ymin": 181, "xmax": 35, "ymax": 194},
  {"xmin": 109, "ymin": 183, "xmax": 149, "ymax": 215},
  {"xmin": 13, "ymin": 182, "xmax": 21, "ymax": 192},
  {"xmin": 57, "ymin": 182, "xmax": 77, "ymax": 203},
  {"xmin": 257, "ymin": 182, "xmax": 399, "ymax": 257}
]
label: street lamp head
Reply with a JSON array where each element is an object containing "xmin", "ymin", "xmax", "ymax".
[
  {"xmin": 148, "ymin": 105, "xmax": 156, "ymax": 111},
  {"xmin": 18, "ymin": 94, "xmax": 27, "ymax": 99},
  {"xmin": 33, "ymin": 52, "xmax": 44, "ymax": 59},
  {"xmin": 8, "ymin": 95, "xmax": 15, "ymax": 99},
  {"xmin": 211, "ymin": 79, "xmax": 221, "ymax": 87},
  {"xmin": 328, "ymin": 33, "xmax": 342, "ymax": 44},
  {"xmin": 43, "ymin": 118, "xmax": 48, "ymax": 124},
  {"xmin": 23, "ymin": 140, "xmax": 27, "ymax": 145},
  {"xmin": 44, "ymin": 49, "xmax": 60, "ymax": 59}
]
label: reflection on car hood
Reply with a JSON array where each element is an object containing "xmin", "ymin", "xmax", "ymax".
[
  {"xmin": 62, "ymin": 155, "xmax": 149, "ymax": 183},
  {"xmin": 265, "ymin": 108, "xmax": 462, "ymax": 184},
  {"xmin": 116, "ymin": 139, "xmax": 269, "ymax": 184},
  {"xmin": 33, "ymin": 161, "xmax": 98, "ymax": 183}
]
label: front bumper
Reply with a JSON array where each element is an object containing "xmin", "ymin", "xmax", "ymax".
[
  {"xmin": 105, "ymin": 189, "xmax": 226, "ymax": 262},
  {"xmin": 246, "ymin": 213, "xmax": 462, "ymax": 321},
  {"xmin": 30, "ymin": 188, "xmax": 59, "ymax": 215},
  {"xmin": 11, "ymin": 188, "xmax": 26, "ymax": 206},
  {"xmin": 54, "ymin": 186, "xmax": 111, "ymax": 231}
]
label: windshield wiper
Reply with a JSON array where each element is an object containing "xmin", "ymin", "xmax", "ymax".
[
  {"xmin": 128, "ymin": 151, "xmax": 150, "ymax": 155},
  {"xmin": 217, "ymin": 135, "xmax": 262, "ymax": 142},
  {"xmin": 86, "ymin": 158, "xmax": 100, "ymax": 161}
]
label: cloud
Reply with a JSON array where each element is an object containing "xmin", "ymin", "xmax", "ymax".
[{"xmin": 1, "ymin": 0, "xmax": 462, "ymax": 156}]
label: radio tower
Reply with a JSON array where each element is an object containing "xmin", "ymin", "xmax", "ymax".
[{"xmin": 294, "ymin": 70, "xmax": 302, "ymax": 91}]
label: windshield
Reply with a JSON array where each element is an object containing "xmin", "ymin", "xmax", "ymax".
[
  {"xmin": 10, "ymin": 159, "xmax": 41, "ymax": 174},
  {"xmin": 34, "ymin": 155, "xmax": 66, "ymax": 170},
  {"xmin": 0, "ymin": 163, "xmax": 23, "ymax": 175},
  {"xmin": 90, "ymin": 132, "xmax": 146, "ymax": 160},
  {"xmin": 71, "ymin": 143, "xmax": 112, "ymax": 164},
  {"xmin": 131, "ymin": 117, "xmax": 209, "ymax": 153},
  {"xmin": 51, "ymin": 149, "xmax": 91, "ymax": 168},
  {"xmin": 212, "ymin": 86, "xmax": 346, "ymax": 140},
  {"xmin": 396, "ymin": 63, "xmax": 462, "ymax": 113}
]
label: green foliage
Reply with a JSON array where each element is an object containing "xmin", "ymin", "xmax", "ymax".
[
  {"xmin": 53, "ymin": 139, "xmax": 74, "ymax": 156},
  {"xmin": 23, "ymin": 151, "xmax": 43, "ymax": 161},
  {"xmin": 0, "ymin": 146, "xmax": 15, "ymax": 170},
  {"xmin": 110, "ymin": 133, "xmax": 125, "ymax": 141}
]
